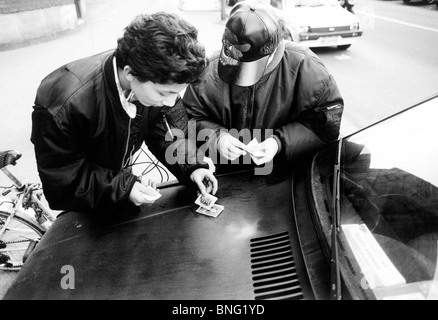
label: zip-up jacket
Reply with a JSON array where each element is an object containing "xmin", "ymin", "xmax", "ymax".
[
  {"xmin": 31, "ymin": 50, "xmax": 207, "ymax": 214},
  {"xmin": 183, "ymin": 41, "xmax": 344, "ymax": 163}
]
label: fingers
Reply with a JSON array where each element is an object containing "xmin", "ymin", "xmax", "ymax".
[
  {"xmin": 252, "ymin": 155, "xmax": 271, "ymax": 166},
  {"xmin": 196, "ymin": 176, "xmax": 208, "ymax": 196},
  {"xmin": 250, "ymin": 138, "xmax": 278, "ymax": 165},
  {"xmin": 231, "ymin": 138, "xmax": 248, "ymax": 152},
  {"xmin": 229, "ymin": 140, "xmax": 247, "ymax": 157},
  {"xmin": 191, "ymin": 169, "xmax": 219, "ymax": 196},
  {"xmin": 203, "ymin": 171, "xmax": 218, "ymax": 195},
  {"xmin": 222, "ymin": 143, "xmax": 247, "ymax": 160},
  {"xmin": 147, "ymin": 179, "xmax": 157, "ymax": 190},
  {"xmin": 129, "ymin": 181, "xmax": 159, "ymax": 206},
  {"xmin": 218, "ymin": 134, "xmax": 247, "ymax": 160},
  {"xmin": 140, "ymin": 177, "xmax": 157, "ymax": 189}
]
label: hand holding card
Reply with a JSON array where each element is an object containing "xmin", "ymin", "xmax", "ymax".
[
  {"xmin": 143, "ymin": 185, "xmax": 162, "ymax": 202},
  {"xmin": 246, "ymin": 138, "xmax": 267, "ymax": 165}
]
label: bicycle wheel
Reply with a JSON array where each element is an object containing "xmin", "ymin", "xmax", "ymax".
[{"xmin": 0, "ymin": 211, "xmax": 45, "ymax": 271}]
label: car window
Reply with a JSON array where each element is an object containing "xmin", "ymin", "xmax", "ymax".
[{"xmin": 338, "ymin": 97, "xmax": 438, "ymax": 299}]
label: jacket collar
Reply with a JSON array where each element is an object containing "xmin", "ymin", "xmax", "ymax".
[
  {"xmin": 113, "ymin": 57, "xmax": 137, "ymax": 119},
  {"xmin": 103, "ymin": 50, "xmax": 123, "ymax": 108},
  {"xmin": 262, "ymin": 40, "xmax": 285, "ymax": 78}
]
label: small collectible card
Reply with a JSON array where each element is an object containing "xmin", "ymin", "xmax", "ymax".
[
  {"xmin": 246, "ymin": 138, "xmax": 259, "ymax": 151},
  {"xmin": 246, "ymin": 138, "xmax": 266, "ymax": 165},
  {"xmin": 194, "ymin": 193, "xmax": 218, "ymax": 210},
  {"xmin": 196, "ymin": 204, "xmax": 224, "ymax": 218},
  {"xmin": 143, "ymin": 185, "xmax": 162, "ymax": 201}
]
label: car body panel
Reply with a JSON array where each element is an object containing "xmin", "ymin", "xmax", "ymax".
[{"xmin": 4, "ymin": 166, "xmax": 316, "ymax": 300}]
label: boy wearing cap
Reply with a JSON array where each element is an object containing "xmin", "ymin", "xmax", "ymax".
[{"xmin": 183, "ymin": 0, "xmax": 344, "ymax": 173}]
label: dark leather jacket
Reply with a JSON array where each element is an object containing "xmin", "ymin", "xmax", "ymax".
[
  {"xmin": 183, "ymin": 41, "xmax": 344, "ymax": 163},
  {"xmin": 31, "ymin": 50, "xmax": 207, "ymax": 214}
]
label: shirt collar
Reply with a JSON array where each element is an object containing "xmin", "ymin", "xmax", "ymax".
[{"xmin": 113, "ymin": 57, "xmax": 137, "ymax": 119}]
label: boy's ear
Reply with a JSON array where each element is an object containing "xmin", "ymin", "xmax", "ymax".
[{"xmin": 123, "ymin": 65, "xmax": 135, "ymax": 82}]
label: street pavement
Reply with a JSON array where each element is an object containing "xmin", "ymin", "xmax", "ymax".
[{"xmin": 0, "ymin": 0, "xmax": 228, "ymax": 299}]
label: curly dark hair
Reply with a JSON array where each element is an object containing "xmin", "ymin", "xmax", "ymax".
[{"xmin": 115, "ymin": 12, "xmax": 208, "ymax": 85}]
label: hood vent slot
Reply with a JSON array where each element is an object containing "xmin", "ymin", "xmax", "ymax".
[{"xmin": 250, "ymin": 231, "xmax": 303, "ymax": 300}]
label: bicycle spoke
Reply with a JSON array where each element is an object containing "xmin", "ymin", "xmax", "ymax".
[
  {"xmin": 4, "ymin": 227, "xmax": 38, "ymax": 233},
  {"xmin": 0, "ymin": 211, "xmax": 43, "ymax": 271},
  {"xmin": 1, "ymin": 245, "xmax": 31, "ymax": 252},
  {"xmin": 0, "ymin": 152, "xmax": 52, "ymax": 271}
]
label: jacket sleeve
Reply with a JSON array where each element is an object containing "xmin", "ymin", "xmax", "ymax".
[
  {"xmin": 145, "ymin": 98, "xmax": 209, "ymax": 187},
  {"xmin": 274, "ymin": 56, "xmax": 344, "ymax": 161},
  {"xmin": 31, "ymin": 105, "xmax": 138, "ymax": 213}
]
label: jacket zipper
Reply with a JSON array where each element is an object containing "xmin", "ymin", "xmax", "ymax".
[
  {"xmin": 121, "ymin": 118, "xmax": 132, "ymax": 170},
  {"xmin": 246, "ymin": 86, "xmax": 255, "ymax": 129},
  {"xmin": 163, "ymin": 115, "xmax": 175, "ymax": 140}
]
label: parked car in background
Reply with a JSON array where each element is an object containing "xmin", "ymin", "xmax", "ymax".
[
  {"xmin": 273, "ymin": 0, "xmax": 363, "ymax": 50},
  {"xmin": 3, "ymin": 92, "xmax": 438, "ymax": 300},
  {"xmin": 403, "ymin": 0, "xmax": 436, "ymax": 4},
  {"xmin": 338, "ymin": 0, "xmax": 356, "ymax": 13}
]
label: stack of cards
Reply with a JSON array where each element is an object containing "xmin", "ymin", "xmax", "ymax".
[
  {"xmin": 246, "ymin": 138, "xmax": 266, "ymax": 166},
  {"xmin": 194, "ymin": 193, "xmax": 224, "ymax": 218}
]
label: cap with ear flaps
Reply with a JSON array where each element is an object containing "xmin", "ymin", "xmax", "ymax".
[{"xmin": 218, "ymin": 1, "xmax": 282, "ymax": 87}]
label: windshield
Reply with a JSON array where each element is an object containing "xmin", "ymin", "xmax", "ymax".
[
  {"xmin": 337, "ymin": 96, "xmax": 438, "ymax": 299},
  {"xmin": 270, "ymin": 0, "xmax": 338, "ymax": 9},
  {"xmin": 311, "ymin": 95, "xmax": 438, "ymax": 299}
]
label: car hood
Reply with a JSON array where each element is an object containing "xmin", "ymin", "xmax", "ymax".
[{"xmin": 3, "ymin": 166, "xmax": 315, "ymax": 300}]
